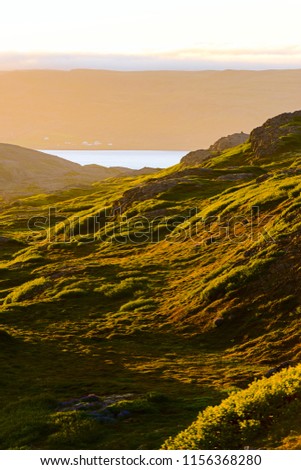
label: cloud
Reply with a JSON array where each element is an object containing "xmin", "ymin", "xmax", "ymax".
[
  {"xmin": 0, "ymin": 48, "xmax": 300, "ymax": 71},
  {"xmin": 171, "ymin": 45, "xmax": 301, "ymax": 58}
]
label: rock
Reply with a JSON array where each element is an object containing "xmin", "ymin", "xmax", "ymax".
[
  {"xmin": 181, "ymin": 132, "xmax": 249, "ymax": 166},
  {"xmin": 117, "ymin": 410, "xmax": 131, "ymax": 420},
  {"xmin": 58, "ymin": 398, "xmax": 78, "ymax": 407},
  {"xmin": 79, "ymin": 394, "xmax": 101, "ymax": 403},
  {"xmin": 180, "ymin": 149, "xmax": 211, "ymax": 166},
  {"xmin": 214, "ymin": 317, "xmax": 224, "ymax": 327},
  {"xmin": 277, "ymin": 361, "xmax": 293, "ymax": 370},
  {"xmin": 264, "ymin": 361, "xmax": 293, "ymax": 378},
  {"xmin": 249, "ymin": 110, "xmax": 301, "ymax": 159},
  {"xmin": 88, "ymin": 410, "xmax": 116, "ymax": 424},
  {"xmin": 72, "ymin": 402, "xmax": 100, "ymax": 411},
  {"xmin": 243, "ymin": 248, "xmax": 257, "ymax": 258},
  {"xmin": 57, "ymin": 392, "xmax": 136, "ymax": 425},
  {"xmin": 102, "ymin": 393, "xmax": 134, "ymax": 407},
  {"xmin": 113, "ymin": 180, "xmax": 179, "ymax": 213},
  {"xmin": 209, "ymin": 132, "xmax": 249, "ymax": 154},
  {"xmin": 216, "ymin": 173, "xmax": 253, "ymax": 181},
  {"xmin": 113, "ymin": 170, "xmax": 208, "ymax": 214},
  {"xmin": 264, "ymin": 367, "xmax": 278, "ymax": 378}
]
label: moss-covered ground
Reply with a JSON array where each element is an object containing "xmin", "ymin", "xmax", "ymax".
[{"xmin": 1, "ymin": 129, "xmax": 301, "ymax": 449}]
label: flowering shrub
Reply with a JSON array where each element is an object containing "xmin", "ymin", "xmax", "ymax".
[{"xmin": 162, "ymin": 364, "xmax": 301, "ymax": 449}]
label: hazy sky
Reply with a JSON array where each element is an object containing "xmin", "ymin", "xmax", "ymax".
[{"xmin": 1, "ymin": 0, "xmax": 301, "ymax": 70}]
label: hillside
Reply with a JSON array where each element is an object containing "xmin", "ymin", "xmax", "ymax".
[
  {"xmin": 0, "ymin": 111, "xmax": 301, "ymax": 450},
  {"xmin": 0, "ymin": 143, "xmax": 157, "ymax": 199},
  {"xmin": 0, "ymin": 70, "xmax": 301, "ymax": 150},
  {"xmin": 181, "ymin": 132, "xmax": 249, "ymax": 166}
]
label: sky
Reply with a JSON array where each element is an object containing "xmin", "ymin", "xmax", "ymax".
[{"xmin": 1, "ymin": 0, "xmax": 301, "ymax": 70}]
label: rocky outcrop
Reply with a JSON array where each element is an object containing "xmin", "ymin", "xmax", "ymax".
[
  {"xmin": 57, "ymin": 393, "xmax": 134, "ymax": 424},
  {"xmin": 209, "ymin": 132, "xmax": 249, "ymax": 154},
  {"xmin": 249, "ymin": 110, "xmax": 301, "ymax": 158},
  {"xmin": 115, "ymin": 179, "xmax": 180, "ymax": 212},
  {"xmin": 180, "ymin": 149, "xmax": 211, "ymax": 166},
  {"xmin": 264, "ymin": 361, "xmax": 293, "ymax": 378},
  {"xmin": 114, "ymin": 167, "xmax": 216, "ymax": 213},
  {"xmin": 181, "ymin": 132, "xmax": 249, "ymax": 166},
  {"xmin": 216, "ymin": 173, "xmax": 253, "ymax": 181}
]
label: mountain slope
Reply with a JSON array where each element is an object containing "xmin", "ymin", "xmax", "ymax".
[
  {"xmin": 0, "ymin": 111, "xmax": 301, "ymax": 449},
  {"xmin": 0, "ymin": 143, "xmax": 157, "ymax": 199}
]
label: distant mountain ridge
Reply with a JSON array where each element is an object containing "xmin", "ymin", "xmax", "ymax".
[{"xmin": 0, "ymin": 70, "xmax": 301, "ymax": 150}]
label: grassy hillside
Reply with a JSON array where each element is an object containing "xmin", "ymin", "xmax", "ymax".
[{"xmin": 0, "ymin": 112, "xmax": 301, "ymax": 449}]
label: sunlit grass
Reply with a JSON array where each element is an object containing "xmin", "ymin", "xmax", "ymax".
[{"xmin": 1, "ymin": 131, "xmax": 301, "ymax": 449}]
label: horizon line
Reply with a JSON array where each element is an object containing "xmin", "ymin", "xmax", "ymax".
[{"xmin": 1, "ymin": 67, "xmax": 301, "ymax": 73}]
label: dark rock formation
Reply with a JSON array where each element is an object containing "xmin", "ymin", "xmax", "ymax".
[
  {"xmin": 114, "ymin": 168, "xmax": 214, "ymax": 213},
  {"xmin": 57, "ymin": 393, "xmax": 134, "ymax": 425},
  {"xmin": 216, "ymin": 173, "xmax": 253, "ymax": 181},
  {"xmin": 214, "ymin": 317, "xmax": 224, "ymax": 327},
  {"xmin": 209, "ymin": 132, "xmax": 249, "ymax": 154},
  {"xmin": 181, "ymin": 132, "xmax": 249, "ymax": 166},
  {"xmin": 249, "ymin": 110, "xmax": 301, "ymax": 158},
  {"xmin": 264, "ymin": 361, "xmax": 293, "ymax": 378},
  {"xmin": 180, "ymin": 149, "xmax": 211, "ymax": 166}
]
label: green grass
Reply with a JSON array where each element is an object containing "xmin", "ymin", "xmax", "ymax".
[
  {"xmin": 4, "ymin": 277, "xmax": 48, "ymax": 304},
  {"xmin": 1, "ymin": 122, "xmax": 301, "ymax": 449}
]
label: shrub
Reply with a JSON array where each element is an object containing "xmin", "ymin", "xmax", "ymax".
[{"xmin": 162, "ymin": 364, "xmax": 301, "ymax": 450}]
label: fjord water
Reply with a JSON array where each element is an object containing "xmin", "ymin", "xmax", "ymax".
[{"xmin": 40, "ymin": 150, "xmax": 187, "ymax": 169}]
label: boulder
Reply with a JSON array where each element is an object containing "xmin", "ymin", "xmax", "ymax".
[
  {"xmin": 216, "ymin": 173, "xmax": 253, "ymax": 181},
  {"xmin": 264, "ymin": 361, "xmax": 293, "ymax": 378}
]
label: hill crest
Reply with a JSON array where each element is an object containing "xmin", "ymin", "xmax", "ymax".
[{"xmin": 0, "ymin": 143, "xmax": 158, "ymax": 199}]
